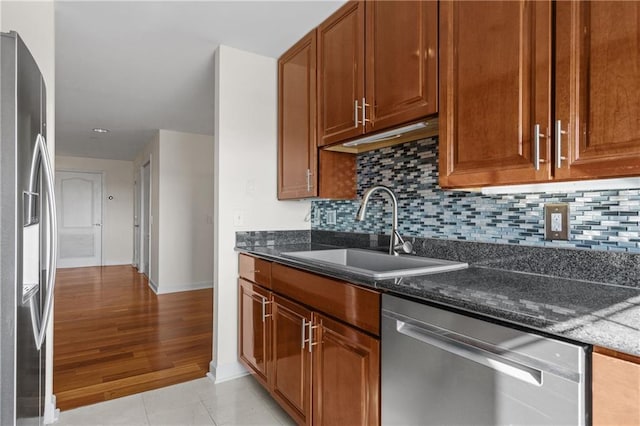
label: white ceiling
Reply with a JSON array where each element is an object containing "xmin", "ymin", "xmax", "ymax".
[{"xmin": 55, "ymin": 1, "xmax": 345, "ymax": 161}]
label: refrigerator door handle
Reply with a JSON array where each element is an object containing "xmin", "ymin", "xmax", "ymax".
[{"xmin": 26, "ymin": 133, "xmax": 57, "ymax": 350}]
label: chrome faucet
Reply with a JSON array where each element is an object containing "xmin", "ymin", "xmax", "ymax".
[{"xmin": 355, "ymin": 185, "xmax": 413, "ymax": 256}]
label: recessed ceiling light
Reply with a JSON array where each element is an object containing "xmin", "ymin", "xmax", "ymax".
[{"xmin": 92, "ymin": 127, "xmax": 110, "ymax": 133}]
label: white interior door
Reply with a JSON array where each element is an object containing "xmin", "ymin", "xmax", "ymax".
[{"xmin": 55, "ymin": 171, "xmax": 103, "ymax": 268}]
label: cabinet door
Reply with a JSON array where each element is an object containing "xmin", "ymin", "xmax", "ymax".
[
  {"xmin": 365, "ymin": 0, "xmax": 438, "ymax": 132},
  {"xmin": 312, "ymin": 313, "xmax": 380, "ymax": 426},
  {"xmin": 318, "ymin": 1, "xmax": 365, "ymax": 147},
  {"xmin": 439, "ymin": 1, "xmax": 552, "ymax": 188},
  {"xmin": 278, "ymin": 30, "xmax": 317, "ymax": 200},
  {"xmin": 555, "ymin": 1, "xmax": 640, "ymax": 180},
  {"xmin": 592, "ymin": 349, "xmax": 640, "ymax": 425},
  {"xmin": 271, "ymin": 295, "xmax": 312, "ymax": 425},
  {"xmin": 238, "ymin": 279, "xmax": 271, "ymax": 387}
]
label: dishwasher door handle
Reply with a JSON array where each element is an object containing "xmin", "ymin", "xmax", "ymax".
[{"xmin": 396, "ymin": 320, "xmax": 543, "ymax": 387}]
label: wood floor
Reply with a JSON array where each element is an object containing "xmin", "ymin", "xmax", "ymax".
[{"xmin": 53, "ymin": 265, "xmax": 213, "ymax": 411}]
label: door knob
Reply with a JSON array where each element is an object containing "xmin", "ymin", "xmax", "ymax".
[{"xmin": 94, "ymin": 223, "xmax": 102, "ymax": 226}]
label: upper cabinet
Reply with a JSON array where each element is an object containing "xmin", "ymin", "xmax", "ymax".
[
  {"xmin": 555, "ymin": 1, "xmax": 640, "ymax": 180},
  {"xmin": 440, "ymin": 0, "xmax": 640, "ymax": 188},
  {"xmin": 365, "ymin": 0, "xmax": 438, "ymax": 134},
  {"xmin": 318, "ymin": 0, "xmax": 438, "ymax": 147},
  {"xmin": 278, "ymin": 30, "xmax": 319, "ymax": 199},
  {"xmin": 317, "ymin": 1, "xmax": 365, "ymax": 147},
  {"xmin": 439, "ymin": 1, "xmax": 552, "ymax": 188},
  {"xmin": 278, "ymin": 30, "xmax": 356, "ymax": 200}
]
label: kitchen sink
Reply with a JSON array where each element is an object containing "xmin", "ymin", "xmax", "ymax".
[{"xmin": 281, "ymin": 248, "xmax": 468, "ymax": 279}]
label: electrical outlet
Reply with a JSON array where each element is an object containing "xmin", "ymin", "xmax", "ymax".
[
  {"xmin": 326, "ymin": 210, "xmax": 337, "ymax": 225},
  {"xmin": 544, "ymin": 203, "xmax": 569, "ymax": 240}
]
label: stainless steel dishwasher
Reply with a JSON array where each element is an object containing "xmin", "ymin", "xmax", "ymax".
[{"xmin": 382, "ymin": 294, "xmax": 588, "ymax": 425}]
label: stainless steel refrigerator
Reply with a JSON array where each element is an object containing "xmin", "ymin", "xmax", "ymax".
[{"xmin": 0, "ymin": 32, "xmax": 58, "ymax": 426}]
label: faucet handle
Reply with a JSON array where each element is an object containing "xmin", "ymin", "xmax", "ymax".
[
  {"xmin": 395, "ymin": 240, "xmax": 413, "ymax": 255},
  {"xmin": 393, "ymin": 231, "xmax": 413, "ymax": 255}
]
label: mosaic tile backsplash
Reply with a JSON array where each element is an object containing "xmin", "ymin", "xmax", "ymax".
[{"xmin": 312, "ymin": 138, "xmax": 640, "ymax": 254}]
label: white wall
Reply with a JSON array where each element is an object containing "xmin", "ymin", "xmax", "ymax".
[
  {"xmin": 55, "ymin": 156, "xmax": 134, "ymax": 266},
  {"xmin": 134, "ymin": 130, "xmax": 214, "ymax": 294},
  {"xmin": 1, "ymin": 1, "xmax": 57, "ymax": 423},
  {"xmin": 157, "ymin": 129, "xmax": 214, "ymax": 293},
  {"xmin": 211, "ymin": 45, "xmax": 311, "ymax": 383}
]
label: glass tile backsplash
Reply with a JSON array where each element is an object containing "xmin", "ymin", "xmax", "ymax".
[{"xmin": 311, "ymin": 137, "xmax": 640, "ymax": 253}]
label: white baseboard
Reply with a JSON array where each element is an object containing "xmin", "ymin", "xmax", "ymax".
[
  {"xmin": 148, "ymin": 279, "xmax": 159, "ymax": 294},
  {"xmin": 43, "ymin": 394, "xmax": 59, "ymax": 425},
  {"xmin": 103, "ymin": 260, "xmax": 135, "ymax": 267},
  {"xmin": 208, "ymin": 360, "xmax": 248, "ymax": 384},
  {"xmin": 155, "ymin": 280, "xmax": 213, "ymax": 295}
]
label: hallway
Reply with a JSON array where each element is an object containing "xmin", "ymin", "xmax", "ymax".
[{"xmin": 54, "ymin": 265, "xmax": 213, "ymax": 411}]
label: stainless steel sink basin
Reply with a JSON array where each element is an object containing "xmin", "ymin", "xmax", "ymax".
[{"xmin": 281, "ymin": 249, "xmax": 468, "ymax": 279}]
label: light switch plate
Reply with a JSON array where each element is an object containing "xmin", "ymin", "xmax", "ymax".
[{"xmin": 544, "ymin": 203, "xmax": 569, "ymax": 240}]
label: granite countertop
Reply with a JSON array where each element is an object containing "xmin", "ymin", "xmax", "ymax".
[{"xmin": 237, "ymin": 243, "xmax": 640, "ymax": 357}]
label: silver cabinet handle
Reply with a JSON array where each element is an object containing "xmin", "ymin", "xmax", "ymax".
[
  {"xmin": 533, "ymin": 124, "xmax": 546, "ymax": 171},
  {"xmin": 301, "ymin": 318, "xmax": 308, "ymax": 349},
  {"xmin": 361, "ymin": 97, "xmax": 370, "ymax": 129},
  {"xmin": 395, "ymin": 319, "xmax": 542, "ymax": 386},
  {"xmin": 555, "ymin": 120, "xmax": 568, "ymax": 169},
  {"xmin": 260, "ymin": 296, "xmax": 272, "ymax": 322},
  {"xmin": 306, "ymin": 169, "xmax": 313, "ymax": 192},
  {"xmin": 354, "ymin": 99, "xmax": 360, "ymax": 128},
  {"xmin": 26, "ymin": 134, "xmax": 57, "ymax": 350},
  {"xmin": 308, "ymin": 321, "xmax": 320, "ymax": 353}
]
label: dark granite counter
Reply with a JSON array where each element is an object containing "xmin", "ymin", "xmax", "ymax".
[{"xmin": 236, "ymin": 243, "xmax": 640, "ymax": 357}]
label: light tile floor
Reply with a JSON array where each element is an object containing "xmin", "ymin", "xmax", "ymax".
[{"xmin": 55, "ymin": 376, "xmax": 296, "ymax": 426}]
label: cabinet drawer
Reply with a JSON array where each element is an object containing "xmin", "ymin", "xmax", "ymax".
[
  {"xmin": 239, "ymin": 254, "xmax": 272, "ymax": 288},
  {"xmin": 271, "ymin": 263, "xmax": 380, "ymax": 336}
]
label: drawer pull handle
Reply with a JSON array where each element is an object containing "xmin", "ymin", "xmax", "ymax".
[
  {"xmin": 260, "ymin": 296, "xmax": 272, "ymax": 322},
  {"xmin": 555, "ymin": 120, "xmax": 568, "ymax": 169},
  {"xmin": 534, "ymin": 124, "xmax": 547, "ymax": 171},
  {"xmin": 308, "ymin": 322, "xmax": 320, "ymax": 353},
  {"xmin": 302, "ymin": 318, "xmax": 309, "ymax": 349},
  {"xmin": 250, "ymin": 269, "xmax": 260, "ymax": 273}
]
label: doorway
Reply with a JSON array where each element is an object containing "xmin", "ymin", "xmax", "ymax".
[
  {"xmin": 139, "ymin": 160, "xmax": 151, "ymax": 277},
  {"xmin": 55, "ymin": 170, "xmax": 103, "ymax": 268}
]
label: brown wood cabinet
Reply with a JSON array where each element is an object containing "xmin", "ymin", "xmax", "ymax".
[
  {"xmin": 318, "ymin": 0, "xmax": 438, "ymax": 147},
  {"xmin": 439, "ymin": 0, "xmax": 552, "ymax": 188},
  {"xmin": 440, "ymin": 0, "xmax": 640, "ymax": 188},
  {"xmin": 278, "ymin": 30, "xmax": 356, "ymax": 200},
  {"xmin": 592, "ymin": 347, "xmax": 640, "ymax": 425},
  {"xmin": 312, "ymin": 313, "xmax": 380, "ymax": 426},
  {"xmin": 271, "ymin": 295, "xmax": 312, "ymax": 425},
  {"xmin": 238, "ymin": 278, "xmax": 271, "ymax": 388},
  {"xmin": 278, "ymin": 30, "xmax": 318, "ymax": 199},
  {"xmin": 365, "ymin": 0, "xmax": 438, "ymax": 134},
  {"xmin": 555, "ymin": 1, "xmax": 640, "ymax": 180},
  {"xmin": 237, "ymin": 254, "xmax": 381, "ymax": 426}
]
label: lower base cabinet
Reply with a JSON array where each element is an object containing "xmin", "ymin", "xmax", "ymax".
[
  {"xmin": 312, "ymin": 314, "xmax": 379, "ymax": 426},
  {"xmin": 271, "ymin": 295, "xmax": 312, "ymax": 425},
  {"xmin": 238, "ymin": 256, "xmax": 380, "ymax": 426},
  {"xmin": 238, "ymin": 279, "xmax": 270, "ymax": 388},
  {"xmin": 592, "ymin": 348, "xmax": 640, "ymax": 425}
]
